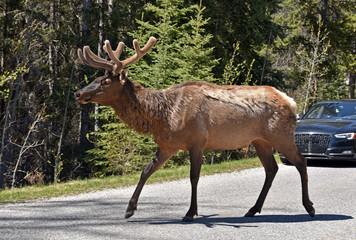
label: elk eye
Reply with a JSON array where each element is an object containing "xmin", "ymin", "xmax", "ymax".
[{"xmin": 102, "ymin": 79, "xmax": 111, "ymax": 86}]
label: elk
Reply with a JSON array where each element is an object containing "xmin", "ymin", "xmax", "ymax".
[{"xmin": 75, "ymin": 37, "xmax": 315, "ymax": 222}]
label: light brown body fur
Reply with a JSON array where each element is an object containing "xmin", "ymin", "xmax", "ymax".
[
  {"xmin": 115, "ymin": 80, "xmax": 296, "ymax": 151},
  {"xmin": 75, "ymin": 71, "xmax": 315, "ymax": 221}
]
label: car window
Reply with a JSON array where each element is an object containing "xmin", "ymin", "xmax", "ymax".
[{"xmin": 302, "ymin": 102, "xmax": 356, "ymax": 119}]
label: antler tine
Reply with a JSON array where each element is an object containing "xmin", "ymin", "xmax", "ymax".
[
  {"xmin": 104, "ymin": 40, "xmax": 124, "ymax": 75},
  {"xmin": 78, "ymin": 48, "xmax": 91, "ymax": 67},
  {"xmin": 121, "ymin": 36, "xmax": 157, "ymax": 69},
  {"xmin": 78, "ymin": 45, "xmax": 114, "ymax": 72},
  {"xmin": 82, "ymin": 46, "xmax": 114, "ymax": 72},
  {"xmin": 103, "ymin": 41, "xmax": 125, "ymax": 59},
  {"xmin": 103, "ymin": 37, "xmax": 156, "ymax": 75},
  {"xmin": 113, "ymin": 42, "xmax": 125, "ymax": 58}
]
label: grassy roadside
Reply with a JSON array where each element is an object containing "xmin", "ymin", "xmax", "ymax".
[{"xmin": 0, "ymin": 156, "xmax": 280, "ymax": 204}]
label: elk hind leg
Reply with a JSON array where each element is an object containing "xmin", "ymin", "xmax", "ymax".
[
  {"xmin": 182, "ymin": 147, "xmax": 204, "ymax": 222},
  {"xmin": 245, "ymin": 139, "xmax": 278, "ymax": 217},
  {"xmin": 278, "ymin": 143, "xmax": 315, "ymax": 217}
]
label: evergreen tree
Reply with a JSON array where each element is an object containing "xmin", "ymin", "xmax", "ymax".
[
  {"xmin": 130, "ymin": 0, "xmax": 218, "ymax": 88},
  {"xmin": 85, "ymin": 107, "xmax": 157, "ymax": 177},
  {"xmin": 176, "ymin": 0, "xmax": 219, "ymax": 82},
  {"xmin": 193, "ymin": 0, "xmax": 282, "ymax": 85}
]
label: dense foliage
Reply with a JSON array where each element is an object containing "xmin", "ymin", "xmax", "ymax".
[{"xmin": 0, "ymin": 0, "xmax": 355, "ymax": 188}]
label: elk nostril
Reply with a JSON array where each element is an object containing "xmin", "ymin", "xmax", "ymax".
[{"xmin": 75, "ymin": 91, "xmax": 81, "ymax": 99}]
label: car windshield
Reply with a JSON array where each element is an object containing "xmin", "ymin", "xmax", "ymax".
[{"xmin": 302, "ymin": 102, "xmax": 356, "ymax": 120}]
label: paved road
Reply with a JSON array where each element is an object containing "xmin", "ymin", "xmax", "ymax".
[{"xmin": 0, "ymin": 163, "xmax": 355, "ymax": 240}]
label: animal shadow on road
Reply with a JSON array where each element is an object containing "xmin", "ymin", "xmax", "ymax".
[{"xmin": 136, "ymin": 213, "xmax": 353, "ymax": 228}]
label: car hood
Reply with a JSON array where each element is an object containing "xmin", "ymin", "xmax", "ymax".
[{"xmin": 296, "ymin": 119, "xmax": 356, "ymax": 134}]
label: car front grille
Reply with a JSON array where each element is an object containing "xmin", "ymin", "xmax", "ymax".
[{"xmin": 295, "ymin": 134, "xmax": 331, "ymax": 154}]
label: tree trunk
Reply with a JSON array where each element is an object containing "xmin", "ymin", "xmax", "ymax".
[
  {"xmin": 348, "ymin": 40, "xmax": 356, "ymax": 99},
  {"xmin": 0, "ymin": 77, "xmax": 14, "ymax": 189},
  {"xmin": 108, "ymin": 0, "xmax": 113, "ymax": 17},
  {"xmin": 0, "ymin": 2, "xmax": 7, "ymax": 73},
  {"xmin": 0, "ymin": 4, "xmax": 34, "ymax": 189},
  {"xmin": 82, "ymin": 0, "xmax": 91, "ymax": 38},
  {"xmin": 303, "ymin": 15, "xmax": 327, "ymax": 113},
  {"xmin": 303, "ymin": 52, "xmax": 317, "ymax": 113},
  {"xmin": 11, "ymin": 105, "xmax": 45, "ymax": 188},
  {"xmin": 94, "ymin": 0, "xmax": 103, "ymax": 133},
  {"xmin": 349, "ymin": 72, "xmax": 356, "ymax": 99},
  {"xmin": 54, "ymin": 67, "xmax": 73, "ymax": 184},
  {"xmin": 79, "ymin": 0, "xmax": 91, "ymax": 147},
  {"xmin": 0, "ymin": 3, "xmax": 9, "ymax": 188},
  {"xmin": 260, "ymin": 22, "xmax": 273, "ymax": 85},
  {"xmin": 48, "ymin": 1, "xmax": 56, "ymax": 96}
]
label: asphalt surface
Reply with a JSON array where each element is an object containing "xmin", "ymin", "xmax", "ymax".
[{"xmin": 0, "ymin": 163, "xmax": 355, "ymax": 240}]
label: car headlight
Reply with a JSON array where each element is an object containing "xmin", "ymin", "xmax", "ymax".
[{"xmin": 334, "ymin": 133, "xmax": 356, "ymax": 140}]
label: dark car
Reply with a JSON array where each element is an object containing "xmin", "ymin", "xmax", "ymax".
[{"xmin": 281, "ymin": 100, "xmax": 356, "ymax": 164}]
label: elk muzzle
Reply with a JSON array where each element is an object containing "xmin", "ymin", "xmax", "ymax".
[
  {"xmin": 74, "ymin": 90, "xmax": 90, "ymax": 104},
  {"xmin": 75, "ymin": 81, "xmax": 100, "ymax": 104}
]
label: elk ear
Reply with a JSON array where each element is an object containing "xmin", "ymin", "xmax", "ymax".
[{"xmin": 120, "ymin": 69, "xmax": 129, "ymax": 81}]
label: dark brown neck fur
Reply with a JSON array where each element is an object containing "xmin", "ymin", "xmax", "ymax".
[{"xmin": 111, "ymin": 79, "xmax": 173, "ymax": 135}]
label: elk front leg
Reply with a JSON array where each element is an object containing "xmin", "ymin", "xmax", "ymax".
[
  {"xmin": 125, "ymin": 148, "xmax": 177, "ymax": 219},
  {"xmin": 182, "ymin": 148, "xmax": 203, "ymax": 222},
  {"xmin": 245, "ymin": 140, "xmax": 278, "ymax": 217}
]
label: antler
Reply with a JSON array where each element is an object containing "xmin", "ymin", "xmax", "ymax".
[
  {"xmin": 77, "ymin": 37, "xmax": 157, "ymax": 76},
  {"xmin": 77, "ymin": 46, "xmax": 114, "ymax": 72}
]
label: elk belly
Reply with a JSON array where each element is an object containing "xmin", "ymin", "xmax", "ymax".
[{"xmin": 205, "ymin": 122, "xmax": 260, "ymax": 151}]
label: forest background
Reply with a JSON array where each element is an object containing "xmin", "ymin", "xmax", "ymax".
[{"xmin": 0, "ymin": 0, "xmax": 355, "ymax": 189}]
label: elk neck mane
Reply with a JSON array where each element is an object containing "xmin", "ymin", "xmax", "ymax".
[{"xmin": 111, "ymin": 79, "xmax": 178, "ymax": 135}]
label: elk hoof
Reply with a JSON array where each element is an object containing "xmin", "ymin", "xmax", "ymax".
[
  {"xmin": 244, "ymin": 210, "xmax": 256, "ymax": 217},
  {"xmin": 308, "ymin": 208, "xmax": 315, "ymax": 217},
  {"xmin": 125, "ymin": 210, "xmax": 135, "ymax": 219},
  {"xmin": 304, "ymin": 201, "xmax": 315, "ymax": 217},
  {"xmin": 182, "ymin": 215, "xmax": 194, "ymax": 222}
]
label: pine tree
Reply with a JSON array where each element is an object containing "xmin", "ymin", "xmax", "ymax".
[
  {"xmin": 85, "ymin": 107, "xmax": 157, "ymax": 177},
  {"xmin": 176, "ymin": 0, "xmax": 219, "ymax": 82},
  {"xmin": 129, "ymin": 0, "xmax": 218, "ymax": 89}
]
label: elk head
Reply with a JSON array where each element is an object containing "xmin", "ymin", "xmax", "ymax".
[{"xmin": 75, "ymin": 37, "xmax": 157, "ymax": 105}]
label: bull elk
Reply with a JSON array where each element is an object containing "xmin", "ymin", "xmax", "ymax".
[{"xmin": 75, "ymin": 37, "xmax": 315, "ymax": 221}]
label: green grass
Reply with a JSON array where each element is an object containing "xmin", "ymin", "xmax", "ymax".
[{"xmin": 0, "ymin": 156, "xmax": 280, "ymax": 204}]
